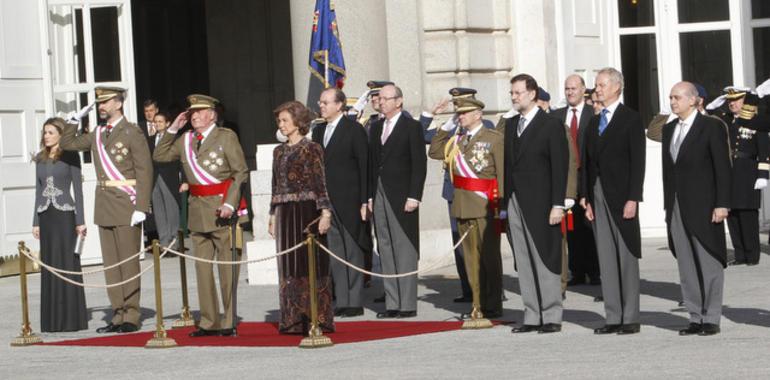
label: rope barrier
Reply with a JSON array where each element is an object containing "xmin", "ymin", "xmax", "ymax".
[
  {"xmin": 19, "ymin": 241, "xmax": 173, "ymax": 289},
  {"xmin": 21, "ymin": 239, "xmax": 171, "ymax": 277},
  {"xmin": 315, "ymin": 226, "xmax": 473, "ymax": 278},
  {"xmin": 165, "ymin": 241, "xmax": 306, "ymax": 265}
]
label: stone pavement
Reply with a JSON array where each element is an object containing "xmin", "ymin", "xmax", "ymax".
[{"xmin": 1, "ymin": 237, "xmax": 769, "ymax": 379}]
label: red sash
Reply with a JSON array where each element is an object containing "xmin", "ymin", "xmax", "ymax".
[
  {"xmin": 453, "ymin": 175, "xmax": 502, "ymax": 232},
  {"xmin": 189, "ymin": 178, "xmax": 248, "ymax": 216}
]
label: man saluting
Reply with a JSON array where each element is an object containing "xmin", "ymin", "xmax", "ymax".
[
  {"xmin": 60, "ymin": 86, "xmax": 153, "ymax": 334},
  {"xmin": 153, "ymin": 94, "xmax": 249, "ymax": 337}
]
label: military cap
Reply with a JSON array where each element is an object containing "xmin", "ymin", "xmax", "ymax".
[
  {"xmin": 187, "ymin": 94, "xmax": 219, "ymax": 110},
  {"xmin": 367, "ymin": 80, "xmax": 394, "ymax": 95},
  {"xmin": 723, "ymin": 85, "xmax": 750, "ymax": 100},
  {"xmin": 693, "ymin": 83, "xmax": 708, "ymax": 100},
  {"xmin": 95, "ymin": 86, "xmax": 126, "ymax": 103},
  {"xmin": 448, "ymin": 87, "xmax": 478, "ymax": 99},
  {"xmin": 454, "ymin": 97, "xmax": 485, "ymax": 113},
  {"xmin": 538, "ymin": 87, "xmax": 551, "ymax": 102}
]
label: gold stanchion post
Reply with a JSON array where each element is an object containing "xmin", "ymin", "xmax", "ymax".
[
  {"xmin": 11, "ymin": 241, "xmax": 42, "ymax": 346},
  {"xmin": 172, "ymin": 230, "xmax": 195, "ymax": 329},
  {"xmin": 146, "ymin": 240, "xmax": 177, "ymax": 348},
  {"xmin": 299, "ymin": 234, "xmax": 333, "ymax": 348},
  {"xmin": 462, "ymin": 225, "xmax": 492, "ymax": 329}
]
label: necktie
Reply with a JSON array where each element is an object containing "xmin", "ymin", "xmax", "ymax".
[
  {"xmin": 670, "ymin": 122, "xmax": 686, "ymax": 160},
  {"xmin": 516, "ymin": 117, "xmax": 526, "ymax": 136},
  {"xmin": 195, "ymin": 132, "xmax": 203, "ymax": 150},
  {"xmin": 570, "ymin": 108, "xmax": 580, "ymax": 167},
  {"xmin": 460, "ymin": 128, "xmax": 470, "ymax": 148},
  {"xmin": 323, "ymin": 125, "xmax": 333, "ymax": 147},
  {"xmin": 598, "ymin": 109, "xmax": 609, "ymax": 135},
  {"xmin": 381, "ymin": 119, "xmax": 392, "ymax": 145}
]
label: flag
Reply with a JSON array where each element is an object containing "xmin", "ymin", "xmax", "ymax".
[{"xmin": 308, "ymin": 0, "xmax": 346, "ymax": 88}]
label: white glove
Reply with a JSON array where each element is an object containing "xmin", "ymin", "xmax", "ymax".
[
  {"xmin": 499, "ymin": 210, "xmax": 507, "ymax": 220},
  {"xmin": 564, "ymin": 198, "xmax": 576, "ymax": 209},
  {"xmin": 705, "ymin": 95, "xmax": 726, "ymax": 111},
  {"xmin": 275, "ymin": 129, "xmax": 288, "ymax": 143},
  {"xmin": 130, "ymin": 211, "xmax": 146, "ymax": 226},
  {"xmin": 756, "ymin": 78, "xmax": 770, "ymax": 99},
  {"xmin": 65, "ymin": 102, "xmax": 96, "ymax": 124},
  {"xmin": 351, "ymin": 89, "xmax": 371, "ymax": 113},
  {"xmin": 440, "ymin": 117, "xmax": 457, "ymax": 132},
  {"xmin": 754, "ymin": 178, "xmax": 768, "ymax": 190}
]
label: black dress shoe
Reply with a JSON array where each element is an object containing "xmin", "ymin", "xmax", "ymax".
[
  {"xmin": 677, "ymin": 300, "xmax": 685, "ymax": 307},
  {"xmin": 376, "ymin": 310, "xmax": 399, "ymax": 319},
  {"xmin": 333, "ymin": 307, "xmax": 346, "ymax": 317},
  {"xmin": 698, "ymin": 323, "xmax": 720, "ymax": 336},
  {"xmin": 397, "ymin": 310, "xmax": 417, "ymax": 318},
  {"xmin": 594, "ymin": 324, "xmax": 621, "ymax": 334},
  {"xmin": 219, "ymin": 328, "xmax": 236, "ymax": 336},
  {"xmin": 96, "ymin": 323, "xmax": 121, "ymax": 334},
  {"xmin": 511, "ymin": 324, "xmax": 540, "ymax": 333},
  {"xmin": 118, "ymin": 323, "xmax": 139, "ymax": 333},
  {"xmin": 617, "ymin": 323, "xmax": 640, "ymax": 335},
  {"xmin": 538, "ymin": 323, "xmax": 562, "ymax": 333},
  {"xmin": 339, "ymin": 307, "xmax": 364, "ymax": 317},
  {"xmin": 746, "ymin": 262, "xmax": 759, "ymax": 266},
  {"xmin": 594, "ymin": 295, "xmax": 604, "ymax": 302},
  {"xmin": 678, "ymin": 323, "xmax": 702, "ymax": 336},
  {"xmin": 728, "ymin": 260, "xmax": 745, "ymax": 266},
  {"xmin": 453, "ymin": 295, "xmax": 472, "ymax": 303},
  {"xmin": 373, "ymin": 294, "xmax": 386, "ymax": 303},
  {"xmin": 189, "ymin": 328, "xmax": 218, "ymax": 337}
]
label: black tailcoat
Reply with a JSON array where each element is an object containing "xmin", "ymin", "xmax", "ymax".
[
  {"xmin": 368, "ymin": 113, "xmax": 427, "ymax": 251},
  {"xmin": 503, "ymin": 109, "xmax": 569, "ymax": 274},
  {"xmin": 662, "ymin": 113, "xmax": 731, "ymax": 266},
  {"xmin": 581, "ymin": 103, "xmax": 646, "ymax": 258},
  {"xmin": 312, "ymin": 116, "xmax": 372, "ymax": 250}
]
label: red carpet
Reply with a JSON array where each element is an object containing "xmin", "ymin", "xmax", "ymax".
[{"xmin": 42, "ymin": 321, "xmax": 464, "ymax": 347}]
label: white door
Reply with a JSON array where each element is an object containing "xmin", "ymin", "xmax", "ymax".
[
  {"xmin": 556, "ymin": 0, "xmax": 615, "ymax": 92},
  {"xmin": 40, "ymin": 0, "xmax": 137, "ymax": 264},
  {"xmin": 0, "ymin": 0, "xmax": 48, "ymax": 258}
]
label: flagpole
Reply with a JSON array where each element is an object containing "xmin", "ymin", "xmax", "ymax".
[{"xmin": 324, "ymin": 50, "xmax": 330, "ymax": 89}]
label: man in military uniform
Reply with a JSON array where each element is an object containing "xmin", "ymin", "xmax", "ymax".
[
  {"xmin": 60, "ymin": 86, "xmax": 153, "ymax": 333},
  {"xmin": 428, "ymin": 97, "xmax": 505, "ymax": 319},
  {"xmin": 721, "ymin": 89, "xmax": 770, "ymax": 266},
  {"xmin": 359, "ymin": 80, "xmax": 393, "ymax": 135},
  {"xmin": 153, "ymin": 94, "xmax": 249, "ymax": 336},
  {"xmin": 422, "ymin": 87, "xmax": 495, "ymax": 303}
]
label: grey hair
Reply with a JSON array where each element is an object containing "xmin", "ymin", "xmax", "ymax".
[{"xmin": 597, "ymin": 67, "xmax": 624, "ymax": 92}]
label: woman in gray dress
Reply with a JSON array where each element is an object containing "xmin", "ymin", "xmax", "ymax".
[{"xmin": 32, "ymin": 117, "xmax": 88, "ymax": 332}]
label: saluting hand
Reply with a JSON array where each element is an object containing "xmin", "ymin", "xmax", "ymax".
[
  {"xmin": 712, "ymin": 207, "xmax": 729, "ymax": 223},
  {"xmin": 169, "ymin": 112, "xmax": 189, "ymax": 133}
]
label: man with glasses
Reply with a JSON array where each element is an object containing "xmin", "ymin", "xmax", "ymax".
[
  {"xmin": 368, "ymin": 84, "xmax": 427, "ymax": 318},
  {"xmin": 312, "ymin": 87, "xmax": 370, "ymax": 318},
  {"xmin": 501, "ymin": 74, "xmax": 569, "ymax": 334}
]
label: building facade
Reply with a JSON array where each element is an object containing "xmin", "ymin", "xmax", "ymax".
[{"xmin": 2, "ymin": 0, "xmax": 769, "ymax": 261}]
